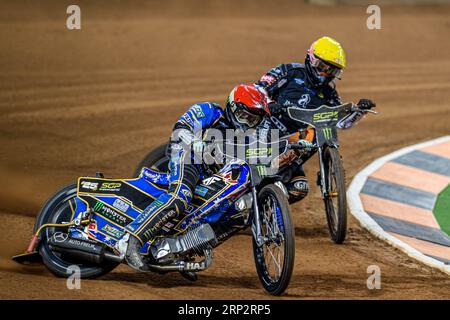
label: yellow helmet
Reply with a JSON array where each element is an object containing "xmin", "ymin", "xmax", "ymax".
[
  {"xmin": 309, "ymin": 36, "xmax": 346, "ymax": 69},
  {"xmin": 306, "ymin": 36, "xmax": 346, "ymax": 84}
]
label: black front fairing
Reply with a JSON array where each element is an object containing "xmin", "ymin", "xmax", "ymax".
[{"xmin": 286, "ymin": 103, "xmax": 353, "ymax": 148}]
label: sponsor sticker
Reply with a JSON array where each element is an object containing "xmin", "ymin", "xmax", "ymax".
[
  {"xmin": 261, "ymin": 74, "xmax": 276, "ymax": 85},
  {"xmin": 298, "ymin": 94, "xmax": 311, "ymax": 108},
  {"xmin": 143, "ymin": 170, "xmax": 161, "ymax": 182},
  {"xmin": 136, "ymin": 200, "xmax": 164, "ymax": 224},
  {"xmin": 203, "ymin": 176, "xmax": 221, "ymax": 186},
  {"xmin": 194, "ymin": 186, "xmax": 209, "ymax": 197},
  {"xmin": 93, "ymin": 201, "xmax": 128, "ymax": 226},
  {"xmin": 181, "ymin": 113, "xmax": 195, "ymax": 126},
  {"xmin": 313, "ymin": 111, "xmax": 339, "ymax": 122},
  {"xmin": 192, "ymin": 105, "xmax": 205, "ymax": 118},
  {"xmin": 113, "ymin": 198, "xmax": 130, "ymax": 213},
  {"xmin": 246, "ymin": 148, "xmax": 272, "ymax": 158},
  {"xmin": 101, "ymin": 224, "xmax": 125, "ymax": 239}
]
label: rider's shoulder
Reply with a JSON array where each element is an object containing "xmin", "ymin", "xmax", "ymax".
[
  {"xmin": 273, "ymin": 62, "xmax": 303, "ymax": 68},
  {"xmin": 188, "ymin": 102, "xmax": 222, "ymax": 118},
  {"xmin": 287, "ymin": 62, "xmax": 305, "ymax": 69},
  {"xmin": 189, "ymin": 102, "xmax": 219, "ymax": 110},
  {"xmin": 272, "ymin": 62, "xmax": 305, "ymax": 72},
  {"xmin": 284, "ymin": 63, "xmax": 306, "ymax": 78},
  {"xmin": 283, "ymin": 62, "xmax": 305, "ymax": 73}
]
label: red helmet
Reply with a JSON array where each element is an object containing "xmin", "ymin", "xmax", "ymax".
[{"xmin": 225, "ymin": 84, "xmax": 269, "ymax": 130}]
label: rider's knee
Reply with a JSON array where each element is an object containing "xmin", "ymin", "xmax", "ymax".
[{"xmin": 286, "ymin": 176, "xmax": 309, "ymax": 204}]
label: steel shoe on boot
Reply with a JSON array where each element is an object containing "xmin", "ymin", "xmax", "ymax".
[{"xmin": 125, "ymin": 235, "xmax": 149, "ymax": 272}]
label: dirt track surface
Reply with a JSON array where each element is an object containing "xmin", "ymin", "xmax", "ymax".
[{"xmin": 1, "ymin": 0, "xmax": 450, "ymax": 299}]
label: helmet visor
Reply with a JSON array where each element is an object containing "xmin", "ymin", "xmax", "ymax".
[
  {"xmin": 234, "ymin": 108, "xmax": 262, "ymax": 128},
  {"xmin": 311, "ymin": 56, "xmax": 343, "ymax": 79}
]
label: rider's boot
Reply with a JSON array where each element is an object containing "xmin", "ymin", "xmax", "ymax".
[
  {"xmin": 124, "ymin": 194, "xmax": 181, "ymax": 271},
  {"xmin": 125, "ymin": 235, "xmax": 149, "ymax": 272},
  {"xmin": 124, "ymin": 149, "xmax": 200, "ymax": 271},
  {"xmin": 286, "ymin": 176, "xmax": 309, "ymax": 204},
  {"xmin": 285, "ymin": 164, "xmax": 309, "ymax": 204}
]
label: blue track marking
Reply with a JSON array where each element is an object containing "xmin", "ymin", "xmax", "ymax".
[
  {"xmin": 392, "ymin": 150, "xmax": 450, "ymax": 177},
  {"xmin": 361, "ymin": 178, "xmax": 436, "ymax": 210},
  {"xmin": 368, "ymin": 212, "xmax": 450, "ymax": 247}
]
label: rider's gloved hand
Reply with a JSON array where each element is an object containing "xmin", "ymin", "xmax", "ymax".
[
  {"xmin": 297, "ymin": 139, "xmax": 314, "ymax": 152},
  {"xmin": 357, "ymin": 99, "xmax": 376, "ymax": 111}
]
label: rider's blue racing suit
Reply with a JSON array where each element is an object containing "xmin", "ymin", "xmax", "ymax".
[{"xmin": 126, "ymin": 102, "xmax": 229, "ymax": 244}]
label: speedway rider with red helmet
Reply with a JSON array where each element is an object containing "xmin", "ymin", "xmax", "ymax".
[
  {"xmin": 254, "ymin": 36, "xmax": 376, "ymax": 203},
  {"xmin": 124, "ymin": 84, "xmax": 270, "ymax": 271}
]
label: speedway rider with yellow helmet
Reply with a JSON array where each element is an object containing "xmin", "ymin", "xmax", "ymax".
[{"xmin": 255, "ymin": 36, "xmax": 376, "ymax": 203}]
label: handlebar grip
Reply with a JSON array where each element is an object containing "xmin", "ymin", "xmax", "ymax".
[
  {"xmin": 288, "ymin": 142, "xmax": 316, "ymax": 150},
  {"xmin": 289, "ymin": 144, "xmax": 304, "ymax": 150}
]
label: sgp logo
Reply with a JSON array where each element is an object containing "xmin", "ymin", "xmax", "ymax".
[{"xmin": 313, "ymin": 111, "xmax": 338, "ymax": 122}]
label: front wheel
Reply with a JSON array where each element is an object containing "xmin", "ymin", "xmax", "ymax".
[
  {"xmin": 252, "ymin": 184, "xmax": 295, "ymax": 296},
  {"xmin": 323, "ymin": 147, "xmax": 347, "ymax": 244}
]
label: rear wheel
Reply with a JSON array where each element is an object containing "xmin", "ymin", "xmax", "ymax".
[
  {"xmin": 133, "ymin": 143, "xmax": 169, "ymax": 177},
  {"xmin": 253, "ymin": 184, "xmax": 295, "ymax": 296},
  {"xmin": 323, "ymin": 147, "xmax": 347, "ymax": 244},
  {"xmin": 36, "ymin": 184, "xmax": 119, "ymax": 278}
]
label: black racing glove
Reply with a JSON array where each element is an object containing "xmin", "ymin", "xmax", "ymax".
[
  {"xmin": 357, "ymin": 99, "xmax": 376, "ymax": 110},
  {"xmin": 297, "ymin": 139, "xmax": 315, "ymax": 152}
]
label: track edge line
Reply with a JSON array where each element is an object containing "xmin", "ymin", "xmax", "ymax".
[{"xmin": 347, "ymin": 135, "xmax": 450, "ymax": 275}]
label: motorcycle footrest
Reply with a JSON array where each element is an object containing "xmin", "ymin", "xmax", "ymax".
[{"xmin": 12, "ymin": 251, "xmax": 42, "ymax": 265}]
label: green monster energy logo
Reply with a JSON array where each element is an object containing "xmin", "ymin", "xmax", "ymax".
[
  {"xmin": 93, "ymin": 201, "xmax": 127, "ymax": 226},
  {"xmin": 323, "ymin": 127, "xmax": 332, "ymax": 140},
  {"xmin": 93, "ymin": 201, "xmax": 103, "ymax": 212},
  {"xmin": 256, "ymin": 165, "xmax": 267, "ymax": 176}
]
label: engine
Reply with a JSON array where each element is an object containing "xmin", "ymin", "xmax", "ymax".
[{"xmin": 151, "ymin": 223, "xmax": 217, "ymax": 263}]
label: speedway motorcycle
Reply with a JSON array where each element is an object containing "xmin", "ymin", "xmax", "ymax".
[
  {"xmin": 13, "ymin": 138, "xmax": 298, "ymax": 296},
  {"xmin": 134, "ymin": 102, "xmax": 376, "ymax": 244}
]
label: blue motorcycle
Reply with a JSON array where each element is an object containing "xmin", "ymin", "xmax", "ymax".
[{"xmin": 14, "ymin": 139, "xmax": 296, "ymax": 296}]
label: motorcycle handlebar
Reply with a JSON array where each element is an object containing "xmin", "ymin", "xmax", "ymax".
[
  {"xmin": 287, "ymin": 142, "xmax": 317, "ymax": 150},
  {"xmin": 350, "ymin": 103, "xmax": 378, "ymax": 115}
]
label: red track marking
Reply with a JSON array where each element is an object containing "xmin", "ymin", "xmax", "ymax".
[
  {"xmin": 360, "ymin": 194, "xmax": 440, "ymax": 229},
  {"xmin": 370, "ymin": 161, "xmax": 450, "ymax": 194},
  {"xmin": 388, "ymin": 232, "xmax": 450, "ymax": 261},
  {"xmin": 421, "ymin": 140, "xmax": 450, "ymax": 159}
]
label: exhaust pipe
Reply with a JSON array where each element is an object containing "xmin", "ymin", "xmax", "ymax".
[{"xmin": 48, "ymin": 233, "xmax": 122, "ymax": 264}]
